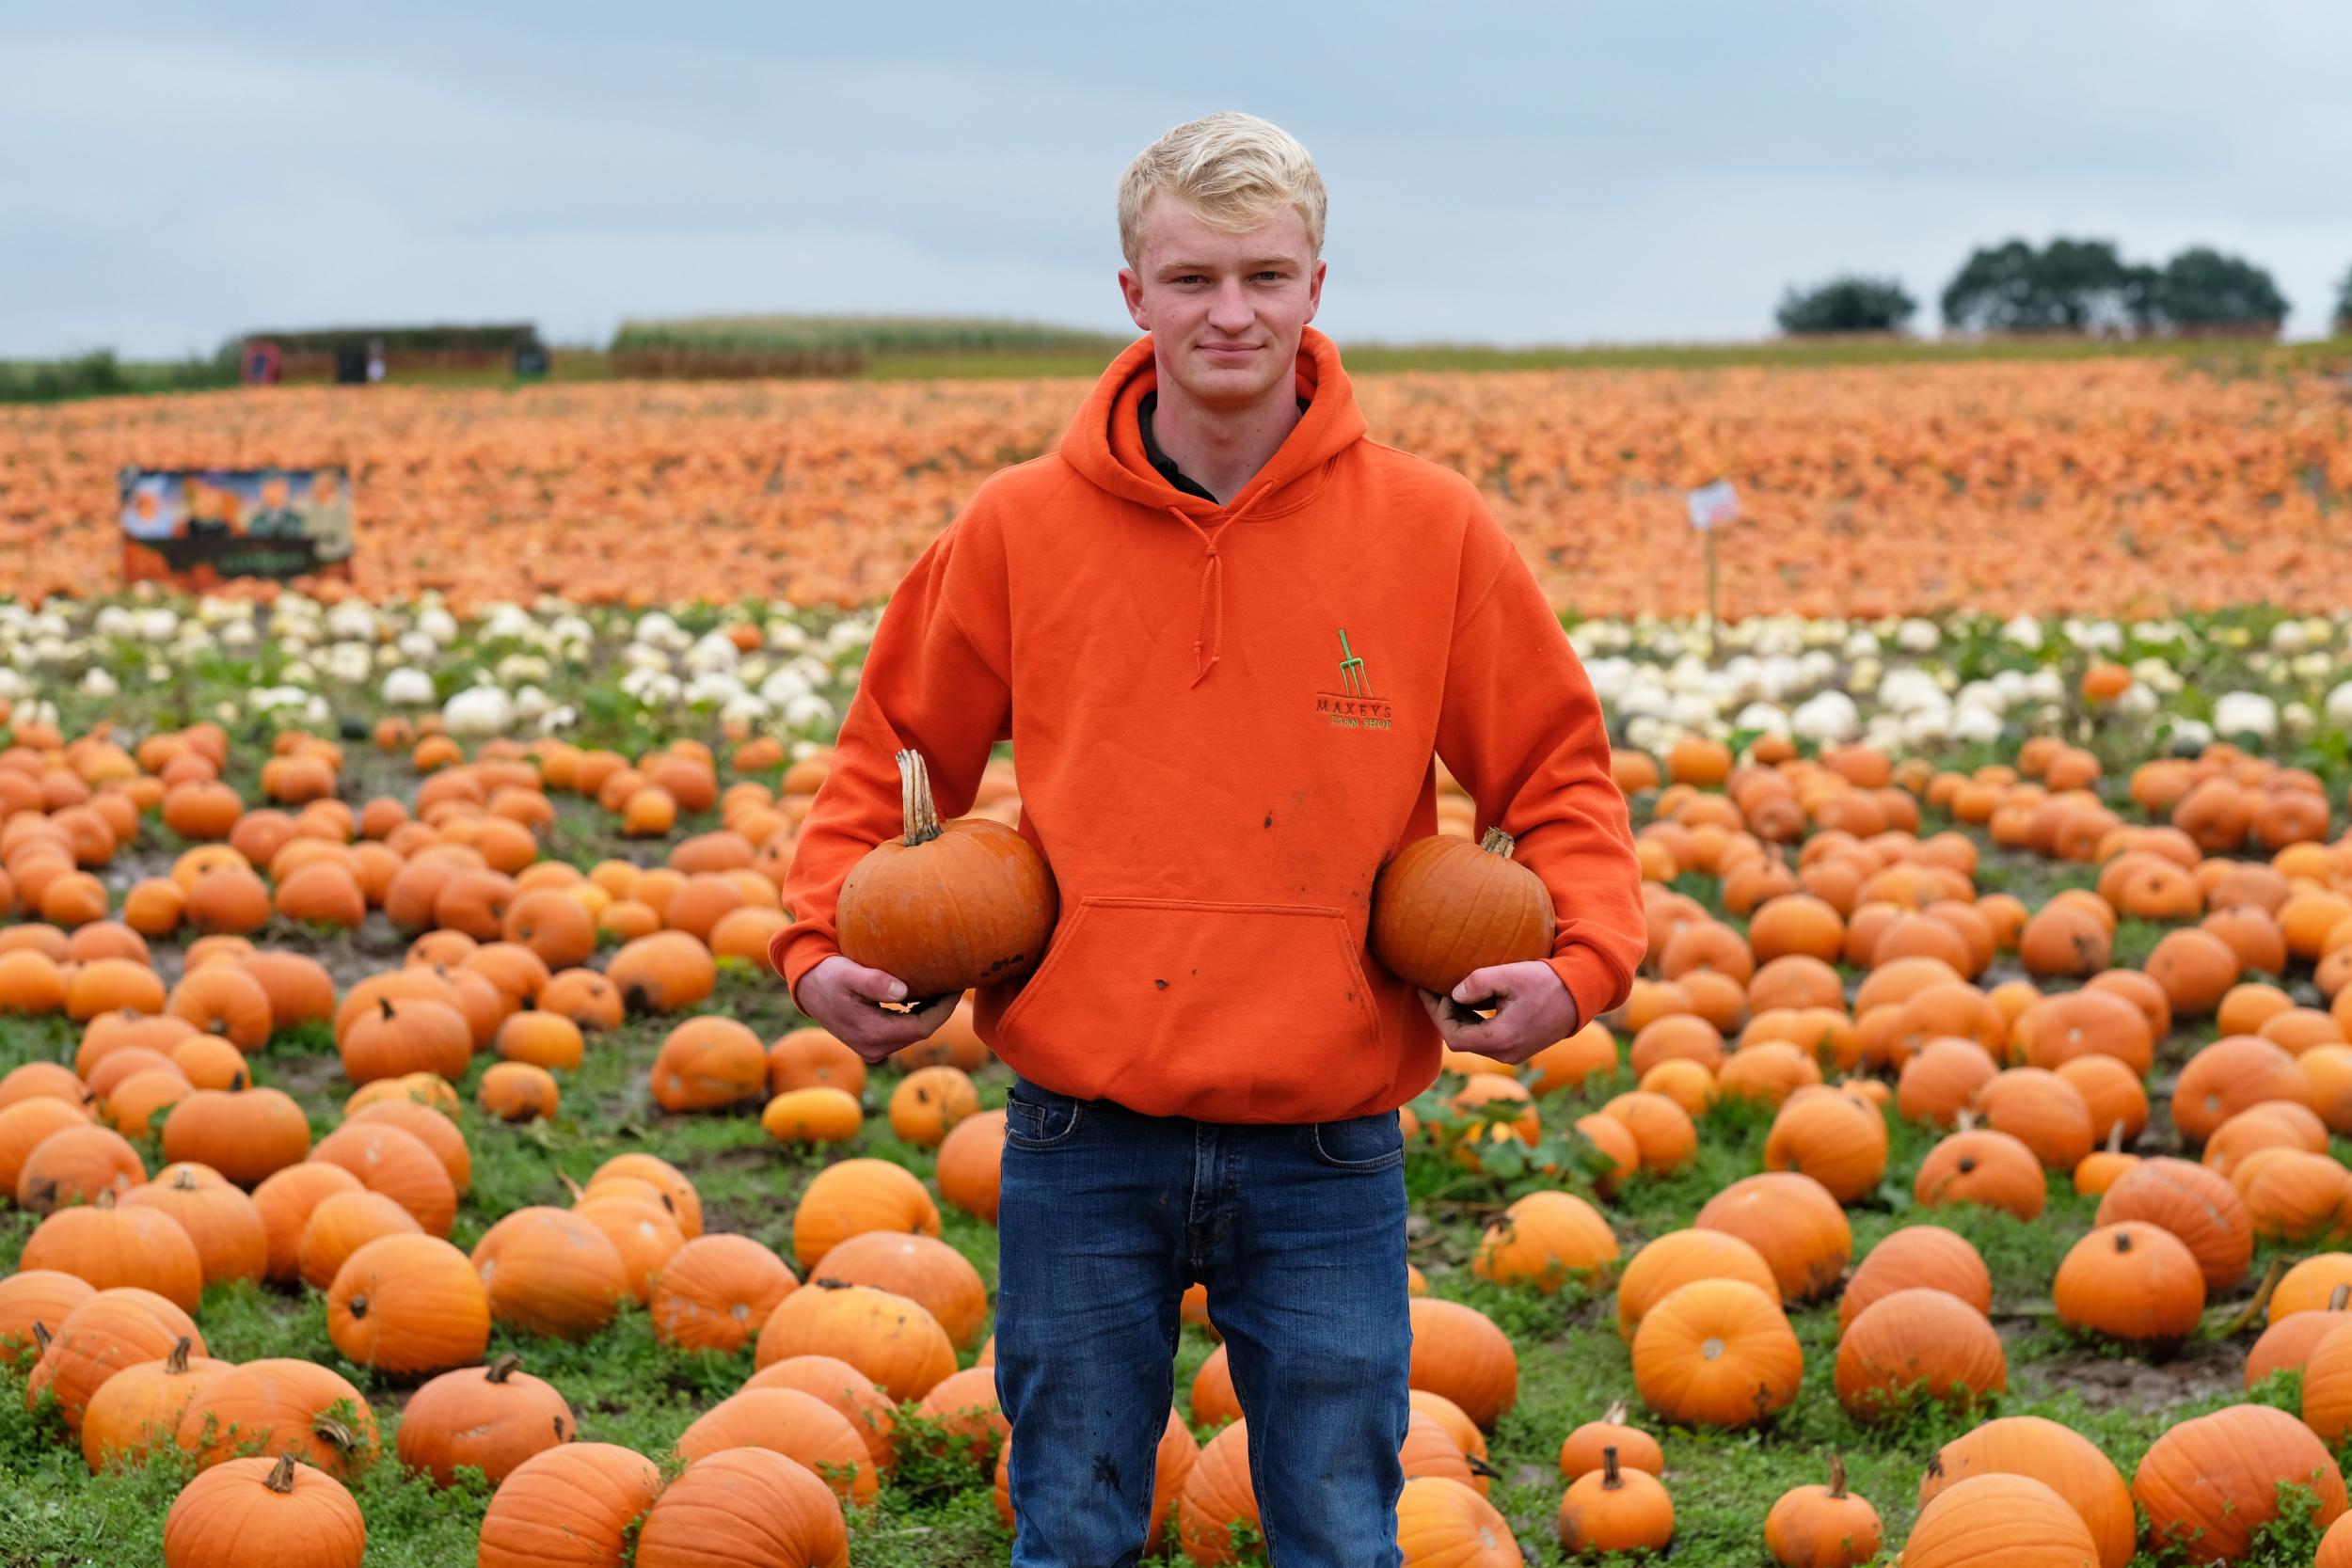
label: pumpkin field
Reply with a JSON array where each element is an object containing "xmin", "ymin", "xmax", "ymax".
[
  {"xmin": 4, "ymin": 353, "xmax": 2350, "ymax": 619},
  {"xmin": 5, "ymin": 359, "xmax": 2352, "ymax": 1566}
]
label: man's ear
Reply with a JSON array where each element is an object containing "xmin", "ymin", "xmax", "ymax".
[
  {"xmin": 1118, "ymin": 266, "xmax": 1152, "ymax": 333},
  {"xmin": 1303, "ymin": 256, "xmax": 1327, "ymax": 324}
]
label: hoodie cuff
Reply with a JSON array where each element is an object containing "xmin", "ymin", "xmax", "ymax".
[
  {"xmin": 1546, "ymin": 943, "xmax": 1628, "ymax": 1037},
  {"xmin": 772, "ymin": 930, "xmax": 842, "ymax": 1015}
]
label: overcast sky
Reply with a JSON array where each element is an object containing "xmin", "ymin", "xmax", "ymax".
[{"xmin": 8, "ymin": 2, "xmax": 2350, "ymax": 357}]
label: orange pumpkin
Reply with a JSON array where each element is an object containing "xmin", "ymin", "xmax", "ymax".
[
  {"xmin": 834, "ymin": 749, "xmax": 1057, "ymax": 1000},
  {"xmin": 1629, "ymin": 1277, "xmax": 1800, "ymax": 1428}
]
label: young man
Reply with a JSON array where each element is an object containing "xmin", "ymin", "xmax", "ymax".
[{"xmin": 775, "ymin": 112, "xmax": 1645, "ymax": 1568}]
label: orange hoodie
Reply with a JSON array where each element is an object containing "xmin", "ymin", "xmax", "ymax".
[{"xmin": 771, "ymin": 327, "xmax": 1645, "ymax": 1124}]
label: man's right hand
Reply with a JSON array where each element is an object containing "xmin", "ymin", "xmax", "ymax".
[{"xmin": 795, "ymin": 955, "xmax": 958, "ymax": 1065}]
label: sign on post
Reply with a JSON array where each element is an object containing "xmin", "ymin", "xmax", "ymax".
[
  {"xmin": 1686, "ymin": 480, "xmax": 1740, "ymax": 531},
  {"xmin": 1685, "ymin": 481, "xmax": 1740, "ymax": 658},
  {"xmin": 119, "ymin": 467, "xmax": 356, "ymax": 590}
]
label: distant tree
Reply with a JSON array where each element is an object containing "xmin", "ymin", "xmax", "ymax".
[
  {"xmin": 1940, "ymin": 237, "xmax": 2154, "ymax": 334},
  {"xmin": 0, "ymin": 345, "xmax": 239, "ymax": 404},
  {"xmin": 1775, "ymin": 276, "xmax": 1917, "ymax": 335},
  {"xmin": 2146, "ymin": 246, "xmax": 2289, "ymax": 334},
  {"xmin": 2334, "ymin": 261, "xmax": 2352, "ymax": 334},
  {"xmin": 0, "ymin": 349, "xmax": 126, "ymax": 404}
]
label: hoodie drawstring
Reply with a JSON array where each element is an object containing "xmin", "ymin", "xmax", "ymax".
[
  {"xmin": 1168, "ymin": 487, "xmax": 1277, "ymax": 687},
  {"xmin": 1168, "ymin": 507, "xmax": 1224, "ymax": 687}
]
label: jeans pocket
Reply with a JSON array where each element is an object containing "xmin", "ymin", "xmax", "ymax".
[
  {"xmin": 1309, "ymin": 1109, "xmax": 1406, "ymax": 1171},
  {"xmin": 1004, "ymin": 1079, "xmax": 1087, "ymax": 1150}
]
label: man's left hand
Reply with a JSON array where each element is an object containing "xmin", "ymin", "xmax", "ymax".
[{"xmin": 1417, "ymin": 961, "xmax": 1580, "ymax": 1066}]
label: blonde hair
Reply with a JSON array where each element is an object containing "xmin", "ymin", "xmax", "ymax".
[{"xmin": 1118, "ymin": 112, "xmax": 1327, "ymax": 268}]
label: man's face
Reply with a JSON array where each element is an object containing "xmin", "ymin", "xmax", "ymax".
[{"xmin": 1119, "ymin": 192, "xmax": 1325, "ymax": 411}]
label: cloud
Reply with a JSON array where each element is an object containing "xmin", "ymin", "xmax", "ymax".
[{"xmin": 4, "ymin": 3, "xmax": 2348, "ymax": 356}]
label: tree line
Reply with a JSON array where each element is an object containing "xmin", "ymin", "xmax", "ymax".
[
  {"xmin": 0, "ymin": 346, "xmax": 242, "ymax": 404},
  {"xmin": 1779, "ymin": 240, "xmax": 2352, "ymax": 339}
]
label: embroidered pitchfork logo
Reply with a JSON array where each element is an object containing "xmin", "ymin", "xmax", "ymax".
[
  {"xmin": 1313, "ymin": 630, "xmax": 1392, "ymax": 731},
  {"xmin": 1337, "ymin": 629, "xmax": 1373, "ymax": 697}
]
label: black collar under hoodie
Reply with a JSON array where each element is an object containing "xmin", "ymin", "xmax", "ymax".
[{"xmin": 1138, "ymin": 389, "xmax": 1312, "ymax": 504}]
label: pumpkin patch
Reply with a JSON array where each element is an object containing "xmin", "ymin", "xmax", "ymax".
[
  {"xmin": 4, "ymin": 359, "xmax": 2351, "ymax": 616},
  {"xmin": 3, "ymin": 360, "xmax": 2352, "ymax": 1562}
]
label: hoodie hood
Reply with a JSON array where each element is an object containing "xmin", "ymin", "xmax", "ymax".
[{"xmin": 1059, "ymin": 325, "xmax": 1368, "ymax": 685}]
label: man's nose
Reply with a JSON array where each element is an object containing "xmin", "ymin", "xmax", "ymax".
[{"xmin": 1207, "ymin": 277, "xmax": 1255, "ymax": 331}]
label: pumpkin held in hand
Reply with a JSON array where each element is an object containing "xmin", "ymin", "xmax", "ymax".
[
  {"xmin": 835, "ymin": 750, "xmax": 1056, "ymax": 1004},
  {"xmin": 1372, "ymin": 828, "xmax": 1554, "ymax": 1002}
]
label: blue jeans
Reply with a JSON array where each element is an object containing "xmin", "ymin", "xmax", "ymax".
[{"xmin": 993, "ymin": 1076, "xmax": 1412, "ymax": 1568}]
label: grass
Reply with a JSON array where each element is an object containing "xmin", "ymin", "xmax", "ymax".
[
  {"xmin": 0, "ymin": 961, "xmax": 1020, "ymax": 1567},
  {"xmin": 454, "ymin": 328, "xmax": 2352, "ymax": 388},
  {"xmin": 1336, "ymin": 331, "xmax": 2352, "ymax": 377},
  {"xmin": 0, "ymin": 912, "xmax": 2335, "ymax": 1564},
  {"xmin": 602, "ymin": 314, "xmax": 1131, "ymax": 383},
  {"xmin": 1401, "ymin": 1065, "xmax": 2302, "ymax": 1566},
  {"xmin": 612, "ymin": 314, "xmax": 1128, "ymax": 356},
  {"xmin": 41, "ymin": 327, "xmax": 2347, "ymax": 397},
  {"xmin": 0, "ymin": 723, "xmax": 2344, "ymax": 1562}
]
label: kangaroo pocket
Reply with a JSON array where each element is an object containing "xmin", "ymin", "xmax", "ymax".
[{"xmin": 989, "ymin": 896, "xmax": 1389, "ymax": 1122}]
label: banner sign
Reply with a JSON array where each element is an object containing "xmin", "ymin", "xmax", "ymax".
[
  {"xmin": 1686, "ymin": 480, "xmax": 1740, "ymax": 531},
  {"xmin": 119, "ymin": 467, "xmax": 355, "ymax": 589}
]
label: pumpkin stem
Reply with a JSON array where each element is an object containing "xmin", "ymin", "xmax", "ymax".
[
  {"xmin": 1600, "ymin": 1445, "xmax": 1623, "ymax": 1490},
  {"xmin": 560, "ymin": 1173, "xmax": 585, "ymax": 1201},
  {"xmin": 2221, "ymin": 1256, "xmax": 2289, "ymax": 1338},
  {"xmin": 378, "ymin": 996, "xmax": 396, "ymax": 1022},
  {"xmin": 172, "ymin": 1168, "xmax": 199, "ymax": 1192},
  {"xmin": 1827, "ymin": 1454, "xmax": 1848, "ymax": 1499},
  {"xmin": 166, "ymin": 1338, "xmax": 192, "ymax": 1374},
  {"xmin": 2331, "ymin": 1285, "xmax": 2350, "ymax": 1312},
  {"xmin": 264, "ymin": 1452, "xmax": 298, "ymax": 1494},
  {"xmin": 486, "ymin": 1354, "xmax": 521, "ymax": 1384},
  {"xmin": 315, "ymin": 1416, "xmax": 357, "ymax": 1451},
  {"xmin": 1956, "ymin": 1110, "xmax": 1978, "ymax": 1133},
  {"xmin": 1603, "ymin": 1400, "xmax": 1628, "ymax": 1426},
  {"xmin": 30, "ymin": 1322, "xmax": 50, "ymax": 1353},
  {"xmin": 94, "ymin": 1188, "xmax": 116, "ymax": 1211},
  {"xmin": 2104, "ymin": 1121, "xmax": 2122, "ymax": 1153},
  {"xmin": 1477, "ymin": 826, "xmax": 1517, "ymax": 858},
  {"xmin": 2113, "ymin": 1229, "xmax": 2133, "ymax": 1254},
  {"xmin": 347, "ymin": 1294, "xmax": 369, "ymax": 1320},
  {"xmin": 816, "ymin": 1277, "xmax": 850, "ymax": 1291},
  {"xmin": 896, "ymin": 750, "xmax": 943, "ymax": 848}
]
